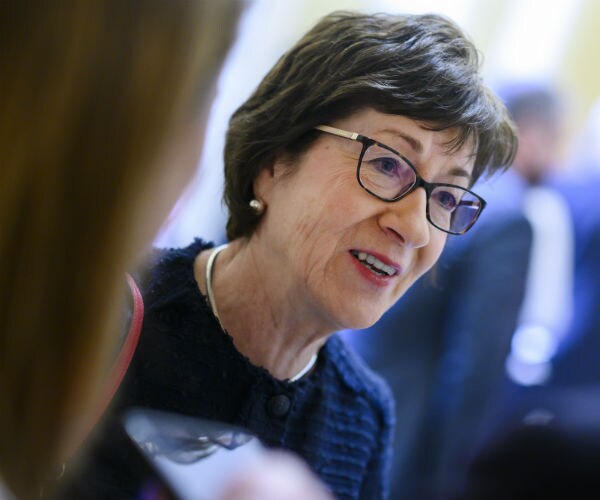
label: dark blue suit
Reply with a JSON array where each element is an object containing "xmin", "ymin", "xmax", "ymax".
[
  {"xmin": 462, "ymin": 174, "xmax": 600, "ymax": 499},
  {"xmin": 551, "ymin": 175, "xmax": 600, "ymax": 385}
]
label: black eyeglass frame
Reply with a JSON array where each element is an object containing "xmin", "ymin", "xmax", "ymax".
[{"xmin": 314, "ymin": 125, "xmax": 487, "ymax": 235}]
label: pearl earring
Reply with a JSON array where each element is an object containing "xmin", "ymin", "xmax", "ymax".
[{"xmin": 249, "ymin": 198, "xmax": 265, "ymax": 214}]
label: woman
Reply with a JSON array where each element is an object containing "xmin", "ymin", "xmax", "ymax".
[
  {"xmin": 76, "ymin": 11, "xmax": 517, "ymax": 500},
  {"xmin": 0, "ymin": 0, "xmax": 240, "ymax": 498}
]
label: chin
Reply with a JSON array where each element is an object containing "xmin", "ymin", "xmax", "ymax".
[{"xmin": 340, "ymin": 308, "xmax": 385, "ymax": 331}]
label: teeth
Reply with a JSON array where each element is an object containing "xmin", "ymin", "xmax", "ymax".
[{"xmin": 352, "ymin": 250, "xmax": 397, "ymax": 276}]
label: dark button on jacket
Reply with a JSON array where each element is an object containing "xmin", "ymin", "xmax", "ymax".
[{"xmin": 267, "ymin": 394, "xmax": 291, "ymax": 418}]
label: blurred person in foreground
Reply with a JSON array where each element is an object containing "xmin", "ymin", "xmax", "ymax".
[
  {"xmin": 1, "ymin": 2, "xmax": 334, "ymax": 499},
  {"xmin": 70, "ymin": 11, "xmax": 518, "ymax": 500},
  {"xmin": 0, "ymin": 1, "xmax": 285, "ymax": 498}
]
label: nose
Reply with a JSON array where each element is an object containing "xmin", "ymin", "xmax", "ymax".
[{"xmin": 378, "ymin": 187, "xmax": 430, "ymax": 248}]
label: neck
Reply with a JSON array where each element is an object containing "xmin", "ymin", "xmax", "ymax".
[{"xmin": 195, "ymin": 238, "xmax": 329, "ymax": 380}]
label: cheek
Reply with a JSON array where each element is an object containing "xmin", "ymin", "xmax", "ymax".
[
  {"xmin": 283, "ymin": 169, "xmax": 359, "ymax": 241},
  {"xmin": 286, "ymin": 179, "xmax": 364, "ymax": 281},
  {"xmin": 290, "ymin": 200, "xmax": 346, "ymax": 275}
]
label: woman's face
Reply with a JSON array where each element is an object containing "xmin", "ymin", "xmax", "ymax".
[{"xmin": 253, "ymin": 108, "xmax": 476, "ymax": 330}]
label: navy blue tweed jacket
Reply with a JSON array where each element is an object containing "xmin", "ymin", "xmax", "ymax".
[{"xmin": 63, "ymin": 239, "xmax": 394, "ymax": 500}]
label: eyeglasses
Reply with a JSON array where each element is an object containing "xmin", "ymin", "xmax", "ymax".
[{"xmin": 314, "ymin": 125, "xmax": 486, "ymax": 235}]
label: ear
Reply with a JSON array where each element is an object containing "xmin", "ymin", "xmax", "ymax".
[{"xmin": 252, "ymin": 154, "xmax": 287, "ymax": 204}]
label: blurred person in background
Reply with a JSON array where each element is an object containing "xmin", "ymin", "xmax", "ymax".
[
  {"xmin": 343, "ymin": 82, "xmax": 572, "ymax": 499},
  {"xmin": 489, "ymin": 83, "xmax": 574, "ymax": 386},
  {"xmin": 460, "ymin": 93, "xmax": 600, "ymax": 500},
  {"xmin": 550, "ymin": 97, "xmax": 600, "ymax": 386},
  {"xmin": 457, "ymin": 84, "xmax": 578, "ymax": 499},
  {"xmin": 463, "ymin": 171, "xmax": 600, "ymax": 500},
  {"xmin": 0, "ymin": 0, "xmax": 240, "ymax": 498},
  {"xmin": 462, "ymin": 125, "xmax": 600, "ymax": 499},
  {"xmin": 66, "ymin": 11, "xmax": 518, "ymax": 500}
]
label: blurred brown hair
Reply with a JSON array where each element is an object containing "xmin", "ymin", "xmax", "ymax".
[{"xmin": 0, "ymin": 0, "xmax": 240, "ymax": 497}]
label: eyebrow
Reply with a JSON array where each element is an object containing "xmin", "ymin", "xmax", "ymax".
[
  {"xmin": 448, "ymin": 167, "xmax": 472, "ymax": 180},
  {"xmin": 379, "ymin": 128, "xmax": 423, "ymax": 154}
]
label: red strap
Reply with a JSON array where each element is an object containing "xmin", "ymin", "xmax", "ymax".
[
  {"xmin": 104, "ymin": 272, "xmax": 145, "ymax": 407},
  {"xmin": 67, "ymin": 273, "xmax": 144, "ymax": 458},
  {"xmin": 61, "ymin": 274, "xmax": 144, "ymax": 460}
]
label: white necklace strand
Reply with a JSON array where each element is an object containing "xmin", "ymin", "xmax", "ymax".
[
  {"xmin": 205, "ymin": 243, "xmax": 228, "ymax": 323},
  {"xmin": 288, "ymin": 353, "xmax": 318, "ymax": 382},
  {"xmin": 204, "ymin": 244, "xmax": 317, "ymax": 382}
]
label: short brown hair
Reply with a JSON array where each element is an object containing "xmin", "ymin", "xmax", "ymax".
[{"xmin": 224, "ymin": 11, "xmax": 517, "ymax": 240}]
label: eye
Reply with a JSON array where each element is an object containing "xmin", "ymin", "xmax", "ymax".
[
  {"xmin": 368, "ymin": 156, "xmax": 402, "ymax": 177},
  {"xmin": 432, "ymin": 189, "xmax": 458, "ymax": 211}
]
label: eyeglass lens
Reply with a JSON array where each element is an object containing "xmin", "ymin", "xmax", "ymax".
[{"xmin": 358, "ymin": 143, "xmax": 481, "ymax": 234}]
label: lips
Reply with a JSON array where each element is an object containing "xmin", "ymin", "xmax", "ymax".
[{"xmin": 350, "ymin": 249, "xmax": 400, "ymax": 277}]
